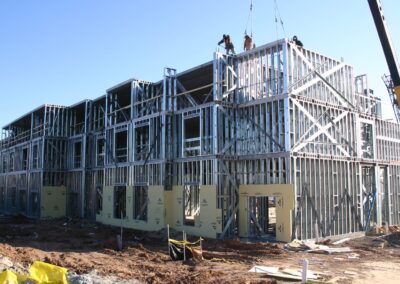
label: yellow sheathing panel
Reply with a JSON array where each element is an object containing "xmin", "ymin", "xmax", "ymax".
[
  {"xmin": 165, "ymin": 185, "xmax": 222, "ymax": 239},
  {"xmin": 40, "ymin": 186, "xmax": 66, "ymax": 218},
  {"xmin": 96, "ymin": 186, "xmax": 165, "ymax": 231},
  {"xmin": 239, "ymin": 184, "xmax": 295, "ymax": 242}
]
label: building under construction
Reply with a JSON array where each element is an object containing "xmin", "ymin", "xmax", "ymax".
[{"xmin": 1, "ymin": 38, "xmax": 400, "ymax": 241}]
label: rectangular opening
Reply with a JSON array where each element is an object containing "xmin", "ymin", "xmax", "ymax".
[
  {"xmin": 18, "ymin": 190, "xmax": 27, "ymax": 213},
  {"xmin": 22, "ymin": 148, "xmax": 28, "ymax": 170},
  {"xmin": 183, "ymin": 184, "xmax": 200, "ymax": 226},
  {"xmin": 111, "ymin": 87, "xmax": 131, "ymax": 124},
  {"xmin": 267, "ymin": 197, "xmax": 277, "ymax": 234},
  {"xmin": 248, "ymin": 196, "xmax": 276, "ymax": 238},
  {"xmin": 114, "ymin": 186, "xmax": 126, "ymax": 219},
  {"xmin": 361, "ymin": 123, "xmax": 374, "ymax": 159},
  {"xmin": 2, "ymin": 156, "xmax": 6, "ymax": 173},
  {"xmin": 184, "ymin": 117, "xmax": 200, "ymax": 157},
  {"xmin": 133, "ymin": 185, "xmax": 148, "ymax": 221},
  {"xmin": 380, "ymin": 167, "xmax": 389, "ymax": 225},
  {"xmin": 92, "ymin": 101, "xmax": 105, "ymax": 131},
  {"xmin": 74, "ymin": 141, "xmax": 82, "ymax": 168},
  {"xmin": 96, "ymin": 186, "xmax": 103, "ymax": 214},
  {"xmin": 135, "ymin": 125, "xmax": 149, "ymax": 160},
  {"xmin": 32, "ymin": 145, "xmax": 39, "ymax": 169},
  {"xmin": 96, "ymin": 138, "xmax": 105, "ymax": 167},
  {"xmin": 29, "ymin": 191, "xmax": 39, "ymax": 217},
  {"xmin": 68, "ymin": 192, "xmax": 79, "ymax": 217},
  {"xmin": 10, "ymin": 187, "xmax": 16, "ymax": 208},
  {"xmin": 115, "ymin": 131, "xmax": 128, "ymax": 163},
  {"xmin": 70, "ymin": 103, "xmax": 86, "ymax": 135},
  {"xmin": 362, "ymin": 166, "xmax": 376, "ymax": 227},
  {"xmin": 9, "ymin": 152, "xmax": 14, "ymax": 172},
  {"xmin": 0, "ymin": 187, "xmax": 5, "ymax": 212}
]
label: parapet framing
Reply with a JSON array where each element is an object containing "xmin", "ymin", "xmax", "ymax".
[{"xmin": 1, "ymin": 38, "xmax": 400, "ymax": 241}]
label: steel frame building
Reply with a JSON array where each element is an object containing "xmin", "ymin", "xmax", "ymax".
[{"xmin": 1, "ymin": 39, "xmax": 400, "ymax": 240}]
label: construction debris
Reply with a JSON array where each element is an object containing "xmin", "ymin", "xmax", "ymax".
[
  {"xmin": 284, "ymin": 239, "xmax": 323, "ymax": 252},
  {"xmin": 67, "ymin": 270, "xmax": 140, "ymax": 284},
  {"xmin": 308, "ymin": 247, "xmax": 352, "ymax": 254},
  {"xmin": 332, "ymin": 238, "xmax": 350, "ymax": 245},
  {"xmin": 383, "ymin": 232, "xmax": 400, "ymax": 247},
  {"xmin": 248, "ymin": 265, "xmax": 320, "ymax": 281},
  {"xmin": 0, "ymin": 256, "xmax": 25, "ymax": 276},
  {"xmin": 367, "ymin": 225, "xmax": 400, "ymax": 236},
  {"xmin": 285, "ymin": 239, "xmax": 352, "ymax": 254}
]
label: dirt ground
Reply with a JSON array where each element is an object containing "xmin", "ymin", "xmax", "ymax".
[{"xmin": 1, "ymin": 217, "xmax": 400, "ymax": 283}]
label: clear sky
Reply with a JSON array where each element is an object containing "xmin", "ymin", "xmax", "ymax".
[{"xmin": 0, "ymin": 0, "xmax": 399, "ymax": 128}]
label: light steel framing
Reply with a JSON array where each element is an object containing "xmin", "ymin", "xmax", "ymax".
[{"xmin": 1, "ymin": 38, "xmax": 400, "ymax": 240}]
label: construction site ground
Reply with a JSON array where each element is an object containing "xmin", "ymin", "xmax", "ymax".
[{"xmin": 1, "ymin": 217, "xmax": 400, "ymax": 283}]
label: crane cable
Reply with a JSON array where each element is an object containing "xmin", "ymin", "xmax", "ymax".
[
  {"xmin": 273, "ymin": 0, "xmax": 287, "ymax": 40},
  {"xmin": 244, "ymin": 0, "xmax": 253, "ymax": 37}
]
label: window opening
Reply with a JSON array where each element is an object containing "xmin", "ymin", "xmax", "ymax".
[
  {"xmin": 96, "ymin": 186, "xmax": 103, "ymax": 214},
  {"xmin": 115, "ymin": 131, "xmax": 128, "ymax": 163},
  {"xmin": 74, "ymin": 142, "xmax": 82, "ymax": 168},
  {"xmin": 135, "ymin": 126, "xmax": 149, "ymax": 160},
  {"xmin": 114, "ymin": 186, "xmax": 126, "ymax": 219},
  {"xmin": 133, "ymin": 185, "xmax": 148, "ymax": 221},
  {"xmin": 183, "ymin": 116, "xmax": 200, "ymax": 157},
  {"xmin": 183, "ymin": 184, "xmax": 200, "ymax": 226},
  {"xmin": 96, "ymin": 138, "xmax": 105, "ymax": 166}
]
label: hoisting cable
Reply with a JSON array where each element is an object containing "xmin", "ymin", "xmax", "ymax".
[
  {"xmin": 244, "ymin": 0, "xmax": 253, "ymax": 37},
  {"xmin": 273, "ymin": 0, "xmax": 287, "ymax": 40}
]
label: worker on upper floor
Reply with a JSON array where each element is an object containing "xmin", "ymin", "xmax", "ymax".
[
  {"xmin": 292, "ymin": 35, "xmax": 303, "ymax": 48},
  {"xmin": 244, "ymin": 34, "xmax": 255, "ymax": 51},
  {"xmin": 218, "ymin": 34, "xmax": 235, "ymax": 55}
]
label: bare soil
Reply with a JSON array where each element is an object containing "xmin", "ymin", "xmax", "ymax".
[{"xmin": 1, "ymin": 217, "xmax": 400, "ymax": 283}]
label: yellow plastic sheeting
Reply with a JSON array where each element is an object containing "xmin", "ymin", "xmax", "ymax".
[
  {"xmin": 0, "ymin": 270, "xmax": 18, "ymax": 284},
  {"xmin": 0, "ymin": 270, "xmax": 29, "ymax": 284},
  {"xmin": 29, "ymin": 261, "xmax": 68, "ymax": 284}
]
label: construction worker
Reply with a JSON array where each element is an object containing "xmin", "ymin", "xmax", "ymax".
[
  {"xmin": 244, "ymin": 34, "xmax": 253, "ymax": 51},
  {"xmin": 218, "ymin": 34, "xmax": 235, "ymax": 55},
  {"xmin": 292, "ymin": 35, "xmax": 303, "ymax": 48}
]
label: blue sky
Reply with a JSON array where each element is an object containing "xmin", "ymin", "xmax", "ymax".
[{"xmin": 0, "ymin": 0, "xmax": 399, "ymax": 128}]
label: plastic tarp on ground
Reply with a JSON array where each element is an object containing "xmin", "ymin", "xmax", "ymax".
[
  {"xmin": 29, "ymin": 261, "xmax": 68, "ymax": 284},
  {"xmin": 0, "ymin": 261, "xmax": 68, "ymax": 284},
  {"xmin": 0, "ymin": 270, "xmax": 29, "ymax": 284}
]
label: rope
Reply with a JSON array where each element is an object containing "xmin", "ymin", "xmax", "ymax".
[
  {"xmin": 244, "ymin": 0, "xmax": 253, "ymax": 37},
  {"xmin": 273, "ymin": 0, "xmax": 286, "ymax": 39}
]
